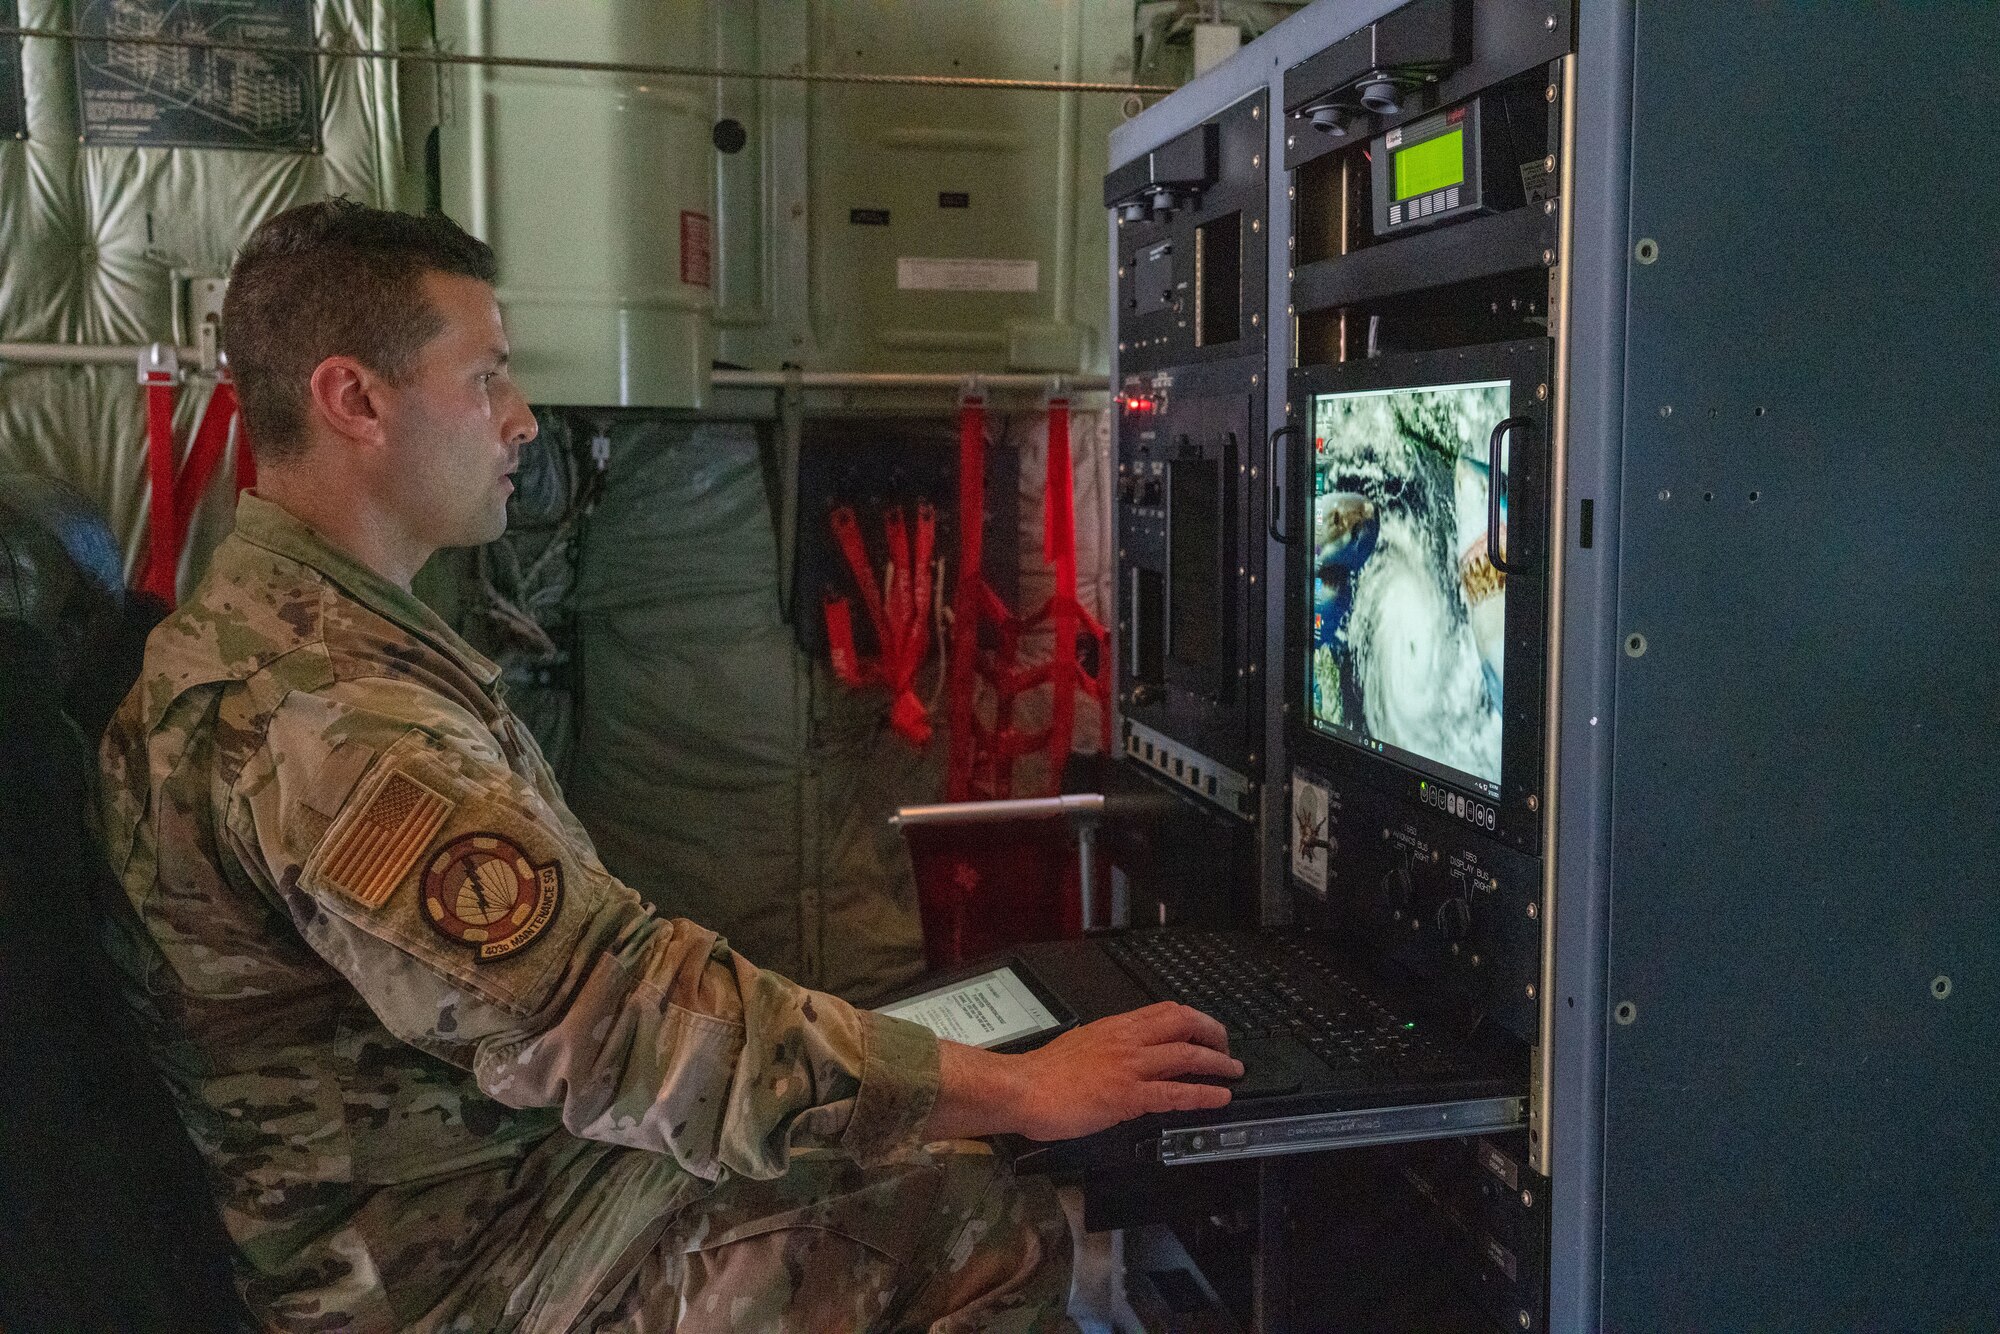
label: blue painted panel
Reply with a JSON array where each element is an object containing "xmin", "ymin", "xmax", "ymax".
[{"xmin": 1602, "ymin": 5, "xmax": 2000, "ymax": 1328}]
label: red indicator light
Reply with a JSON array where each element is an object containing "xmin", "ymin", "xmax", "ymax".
[{"xmin": 1448, "ymin": 106, "xmax": 1466, "ymax": 124}]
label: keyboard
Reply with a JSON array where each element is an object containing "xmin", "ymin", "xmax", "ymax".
[{"xmin": 1101, "ymin": 930, "xmax": 1468, "ymax": 1077}]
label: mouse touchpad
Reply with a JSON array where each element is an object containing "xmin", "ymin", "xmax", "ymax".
[{"xmin": 1211, "ymin": 1037, "xmax": 1304, "ymax": 1097}]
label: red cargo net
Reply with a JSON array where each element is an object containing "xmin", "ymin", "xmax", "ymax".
[{"xmin": 943, "ymin": 391, "xmax": 1112, "ymax": 801}]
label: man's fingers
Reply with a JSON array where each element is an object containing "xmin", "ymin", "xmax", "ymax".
[
  {"xmin": 1135, "ymin": 1079, "xmax": 1233, "ymax": 1114},
  {"xmin": 1135, "ymin": 1041, "xmax": 1242, "ymax": 1081},
  {"xmin": 1126, "ymin": 1001, "xmax": 1231, "ymax": 1053}
]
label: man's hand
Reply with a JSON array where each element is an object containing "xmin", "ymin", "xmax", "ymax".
[{"xmin": 923, "ymin": 1002, "xmax": 1240, "ymax": 1143}]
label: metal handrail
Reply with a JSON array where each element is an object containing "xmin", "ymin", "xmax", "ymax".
[
  {"xmin": 713, "ymin": 370, "xmax": 1109, "ymax": 393},
  {"xmin": 0, "ymin": 348, "xmax": 1111, "ymax": 395},
  {"xmin": 890, "ymin": 794, "xmax": 1105, "ymax": 827},
  {"xmin": 0, "ymin": 341, "xmax": 202, "ymax": 368}
]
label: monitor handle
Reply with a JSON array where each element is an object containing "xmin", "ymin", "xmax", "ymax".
[
  {"xmin": 1267, "ymin": 424, "xmax": 1300, "ymax": 545},
  {"xmin": 1487, "ymin": 416, "xmax": 1530, "ymax": 574}
]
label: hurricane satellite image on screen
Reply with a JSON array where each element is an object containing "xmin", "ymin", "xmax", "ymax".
[{"xmin": 1309, "ymin": 380, "xmax": 1510, "ymax": 794}]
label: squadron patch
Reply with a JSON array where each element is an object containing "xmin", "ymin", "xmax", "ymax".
[
  {"xmin": 321, "ymin": 772, "xmax": 457, "ymax": 909},
  {"xmin": 420, "ymin": 833, "xmax": 563, "ymax": 961}
]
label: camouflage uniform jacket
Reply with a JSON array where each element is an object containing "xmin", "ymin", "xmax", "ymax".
[{"xmin": 97, "ymin": 493, "xmax": 943, "ymax": 1332}]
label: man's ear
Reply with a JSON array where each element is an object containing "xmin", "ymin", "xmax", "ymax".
[{"xmin": 305, "ymin": 356, "xmax": 388, "ymax": 450}]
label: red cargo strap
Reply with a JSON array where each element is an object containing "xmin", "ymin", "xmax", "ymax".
[
  {"xmin": 139, "ymin": 349, "xmax": 181, "ymax": 604},
  {"xmin": 138, "ymin": 346, "xmax": 247, "ymax": 608},
  {"xmin": 944, "ymin": 392, "xmax": 987, "ymax": 799},
  {"xmin": 172, "ymin": 379, "xmax": 242, "ymax": 521},
  {"xmin": 821, "ymin": 501, "xmax": 937, "ymax": 745},
  {"xmin": 944, "ymin": 393, "xmax": 1112, "ymax": 801}
]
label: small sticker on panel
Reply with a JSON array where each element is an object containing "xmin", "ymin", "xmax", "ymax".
[
  {"xmin": 1290, "ymin": 772, "xmax": 1331, "ymax": 895},
  {"xmin": 679, "ymin": 211, "xmax": 712, "ymax": 287}
]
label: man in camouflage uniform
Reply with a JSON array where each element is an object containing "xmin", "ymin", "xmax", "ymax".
[{"xmin": 97, "ymin": 199, "xmax": 1239, "ymax": 1332}]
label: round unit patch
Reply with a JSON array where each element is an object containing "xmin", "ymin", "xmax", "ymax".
[{"xmin": 421, "ymin": 833, "xmax": 563, "ymax": 961}]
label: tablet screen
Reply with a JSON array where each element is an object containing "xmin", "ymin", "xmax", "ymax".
[{"xmin": 877, "ymin": 966, "xmax": 1063, "ymax": 1049}]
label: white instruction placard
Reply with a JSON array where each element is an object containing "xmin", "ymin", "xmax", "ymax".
[
  {"xmin": 878, "ymin": 966, "xmax": 1061, "ymax": 1049},
  {"xmin": 897, "ymin": 258, "xmax": 1040, "ymax": 292}
]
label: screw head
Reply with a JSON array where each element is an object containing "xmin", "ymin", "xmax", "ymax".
[{"xmin": 1545, "ymin": 84, "xmax": 1557, "ymax": 103}]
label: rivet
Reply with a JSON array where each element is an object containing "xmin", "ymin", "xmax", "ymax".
[
  {"xmin": 1543, "ymin": 154, "xmax": 1556, "ymax": 173},
  {"xmin": 1535, "ymin": 383, "xmax": 1548, "ymax": 401},
  {"xmin": 1544, "ymin": 199, "xmax": 1556, "ymax": 214},
  {"xmin": 1545, "ymin": 84, "xmax": 1557, "ymax": 103},
  {"xmin": 1526, "ymin": 984, "xmax": 1537, "ymax": 999},
  {"xmin": 1542, "ymin": 248, "xmax": 1556, "ymax": 265},
  {"xmin": 1615, "ymin": 1000, "xmax": 1638, "ymax": 1025},
  {"xmin": 1544, "ymin": 14, "xmax": 1556, "ymax": 29},
  {"xmin": 1625, "ymin": 633, "xmax": 1647, "ymax": 658},
  {"xmin": 1526, "ymin": 902, "xmax": 1538, "ymax": 919}
]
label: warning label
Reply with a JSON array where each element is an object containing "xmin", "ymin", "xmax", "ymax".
[
  {"xmin": 75, "ymin": 0, "xmax": 319, "ymax": 152},
  {"xmin": 680, "ymin": 210, "xmax": 712, "ymax": 288},
  {"xmin": 896, "ymin": 257, "xmax": 1039, "ymax": 293}
]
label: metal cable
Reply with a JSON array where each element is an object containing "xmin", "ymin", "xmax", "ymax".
[{"xmin": 0, "ymin": 25, "xmax": 1173, "ymax": 96}]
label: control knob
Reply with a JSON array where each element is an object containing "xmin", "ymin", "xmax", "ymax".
[
  {"xmin": 1381, "ymin": 863, "xmax": 1413, "ymax": 911},
  {"xmin": 1436, "ymin": 897, "xmax": 1472, "ymax": 941}
]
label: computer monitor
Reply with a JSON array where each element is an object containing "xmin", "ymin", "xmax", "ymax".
[
  {"xmin": 1285, "ymin": 340, "xmax": 1551, "ymax": 853},
  {"xmin": 1308, "ymin": 377, "xmax": 1509, "ymax": 796}
]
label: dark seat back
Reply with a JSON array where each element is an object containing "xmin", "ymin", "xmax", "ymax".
[{"xmin": 0, "ymin": 474, "xmax": 249, "ymax": 1333}]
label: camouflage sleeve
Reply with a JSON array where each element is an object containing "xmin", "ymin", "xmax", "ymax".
[{"xmin": 235, "ymin": 675, "xmax": 940, "ymax": 1181}]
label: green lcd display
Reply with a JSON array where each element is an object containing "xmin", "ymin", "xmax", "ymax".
[{"xmin": 1394, "ymin": 127, "xmax": 1465, "ymax": 202}]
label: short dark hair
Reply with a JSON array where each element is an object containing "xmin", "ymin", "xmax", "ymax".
[{"xmin": 222, "ymin": 199, "xmax": 498, "ymax": 461}]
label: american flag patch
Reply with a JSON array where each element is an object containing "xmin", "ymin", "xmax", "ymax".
[{"xmin": 320, "ymin": 771, "xmax": 456, "ymax": 909}]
